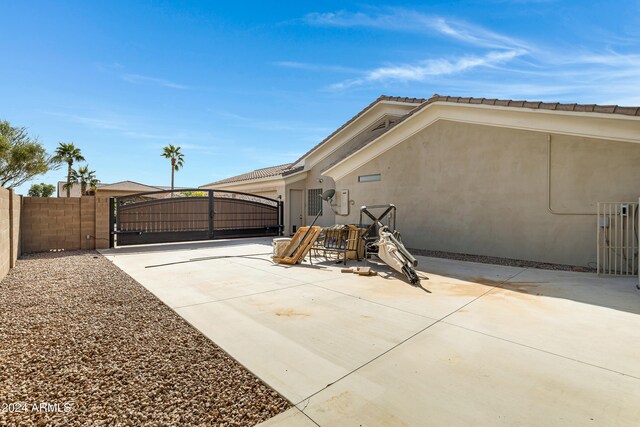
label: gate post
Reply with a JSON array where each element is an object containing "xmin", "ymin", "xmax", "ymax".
[
  {"xmin": 109, "ymin": 197, "xmax": 115, "ymax": 248},
  {"xmin": 208, "ymin": 190, "xmax": 214, "ymax": 239},
  {"xmin": 278, "ymin": 200, "xmax": 284, "ymax": 236}
]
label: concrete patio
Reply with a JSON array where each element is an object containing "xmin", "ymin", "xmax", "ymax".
[{"xmin": 100, "ymin": 237, "xmax": 640, "ymax": 426}]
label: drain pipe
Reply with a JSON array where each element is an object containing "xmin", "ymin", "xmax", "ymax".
[{"xmin": 547, "ymin": 134, "xmax": 595, "ymax": 216}]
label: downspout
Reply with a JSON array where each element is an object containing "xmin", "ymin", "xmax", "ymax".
[{"xmin": 547, "ymin": 134, "xmax": 596, "ymax": 216}]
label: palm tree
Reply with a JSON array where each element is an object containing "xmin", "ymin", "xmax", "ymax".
[
  {"xmin": 88, "ymin": 177, "xmax": 100, "ymax": 195},
  {"xmin": 63, "ymin": 165, "xmax": 97, "ymax": 196},
  {"xmin": 76, "ymin": 165, "xmax": 96, "ymax": 195},
  {"xmin": 54, "ymin": 143, "xmax": 85, "ymax": 197},
  {"xmin": 161, "ymin": 144, "xmax": 184, "ymax": 193}
]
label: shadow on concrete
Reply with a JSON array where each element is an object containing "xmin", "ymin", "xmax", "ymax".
[
  {"xmin": 416, "ymin": 256, "xmax": 640, "ymax": 316},
  {"xmin": 100, "ymin": 237, "xmax": 273, "ymax": 255}
]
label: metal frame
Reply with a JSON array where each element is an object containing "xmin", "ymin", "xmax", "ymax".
[
  {"xmin": 359, "ymin": 204, "xmax": 397, "ymax": 253},
  {"xmin": 112, "ymin": 188, "xmax": 283, "ymax": 247},
  {"xmin": 596, "ymin": 201, "xmax": 638, "ymax": 276}
]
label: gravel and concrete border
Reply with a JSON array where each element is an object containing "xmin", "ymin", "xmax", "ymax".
[{"xmin": 0, "ymin": 251, "xmax": 290, "ymax": 426}]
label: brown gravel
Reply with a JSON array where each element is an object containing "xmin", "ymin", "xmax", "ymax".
[
  {"xmin": 409, "ymin": 248, "xmax": 596, "ymax": 272},
  {"xmin": 0, "ymin": 251, "xmax": 290, "ymax": 426}
]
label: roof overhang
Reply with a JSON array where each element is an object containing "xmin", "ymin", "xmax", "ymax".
[
  {"xmin": 283, "ymin": 170, "xmax": 307, "ymax": 185},
  {"xmin": 294, "ymin": 100, "xmax": 421, "ymax": 171},
  {"xmin": 323, "ymin": 102, "xmax": 640, "ymax": 181}
]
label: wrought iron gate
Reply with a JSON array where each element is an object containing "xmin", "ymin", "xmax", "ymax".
[{"xmin": 112, "ymin": 189, "xmax": 283, "ymax": 246}]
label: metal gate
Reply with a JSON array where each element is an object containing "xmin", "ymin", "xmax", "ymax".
[{"xmin": 112, "ymin": 189, "xmax": 283, "ymax": 246}]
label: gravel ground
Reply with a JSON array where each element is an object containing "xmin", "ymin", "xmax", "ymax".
[
  {"xmin": 409, "ymin": 248, "xmax": 596, "ymax": 272},
  {"xmin": 0, "ymin": 251, "xmax": 290, "ymax": 426}
]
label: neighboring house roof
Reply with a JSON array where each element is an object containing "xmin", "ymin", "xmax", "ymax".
[
  {"xmin": 201, "ymin": 163, "xmax": 292, "ymax": 187},
  {"xmin": 56, "ymin": 180, "xmax": 188, "ymax": 197},
  {"xmin": 155, "ymin": 186, "xmax": 189, "ymax": 191},
  {"xmin": 96, "ymin": 180, "xmax": 164, "ymax": 192}
]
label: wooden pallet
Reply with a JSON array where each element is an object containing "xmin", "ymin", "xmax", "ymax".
[{"xmin": 273, "ymin": 226, "xmax": 322, "ymax": 265}]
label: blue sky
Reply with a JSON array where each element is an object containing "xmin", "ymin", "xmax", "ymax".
[{"xmin": 2, "ymin": 1, "xmax": 640, "ymax": 194}]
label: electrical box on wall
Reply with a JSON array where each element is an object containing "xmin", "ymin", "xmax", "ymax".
[{"xmin": 337, "ymin": 189, "xmax": 349, "ymax": 215}]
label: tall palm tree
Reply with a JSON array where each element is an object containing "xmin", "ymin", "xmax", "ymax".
[
  {"xmin": 161, "ymin": 144, "xmax": 184, "ymax": 193},
  {"xmin": 54, "ymin": 143, "xmax": 85, "ymax": 197}
]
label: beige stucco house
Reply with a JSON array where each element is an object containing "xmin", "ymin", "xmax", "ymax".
[{"xmin": 203, "ymin": 94, "xmax": 640, "ymax": 267}]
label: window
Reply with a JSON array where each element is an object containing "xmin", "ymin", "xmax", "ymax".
[
  {"xmin": 308, "ymin": 188, "xmax": 323, "ymax": 216},
  {"xmin": 358, "ymin": 174, "xmax": 381, "ymax": 183}
]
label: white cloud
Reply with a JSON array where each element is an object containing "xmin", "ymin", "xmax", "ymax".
[
  {"xmin": 328, "ymin": 50, "xmax": 525, "ymax": 90},
  {"xmin": 303, "ymin": 8, "xmax": 529, "ymax": 50},
  {"xmin": 120, "ymin": 73, "xmax": 189, "ymax": 89}
]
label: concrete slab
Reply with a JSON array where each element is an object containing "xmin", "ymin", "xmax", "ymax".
[
  {"xmin": 102, "ymin": 239, "xmax": 302, "ymax": 308},
  {"xmin": 101, "ymin": 239, "xmax": 640, "ymax": 426},
  {"xmin": 445, "ymin": 270, "xmax": 640, "ymax": 378},
  {"xmin": 300, "ymin": 322, "xmax": 640, "ymax": 426},
  {"xmin": 315, "ymin": 257, "xmax": 527, "ymax": 319},
  {"xmin": 175, "ymin": 285, "xmax": 436, "ymax": 403},
  {"xmin": 256, "ymin": 407, "xmax": 317, "ymax": 427}
]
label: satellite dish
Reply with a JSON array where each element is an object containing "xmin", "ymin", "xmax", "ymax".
[{"xmin": 320, "ymin": 189, "xmax": 336, "ymax": 201}]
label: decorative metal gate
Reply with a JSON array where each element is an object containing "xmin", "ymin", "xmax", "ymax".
[{"xmin": 112, "ymin": 189, "xmax": 283, "ymax": 246}]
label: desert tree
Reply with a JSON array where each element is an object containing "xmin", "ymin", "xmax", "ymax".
[
  {"xmin": 27, "ymin": 182, "xmax": 56, "ymax": 197},
  {"xmin": 0, "ymin": 120, "xmax": 56, "ymax": 189}
]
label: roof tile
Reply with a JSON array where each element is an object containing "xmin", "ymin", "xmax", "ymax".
[
  {"xmin": 539, "ymin": 102, "xmax": 559, "ymax": 110},
  {"xmin": 593, "ymin": 105, "xmax": 617, "ymax": 114},
  {"xmin": 202, "ymin": 163, "xmax": 292, "ymax": 186},
  {"xmin": 614, "ymin": 106, "xmax": 640, "ymax": 116}
]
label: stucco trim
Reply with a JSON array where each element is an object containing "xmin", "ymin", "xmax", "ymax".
[{"xmin": 323, "ymin": 102, "xmax": 640, "ymax": 181}]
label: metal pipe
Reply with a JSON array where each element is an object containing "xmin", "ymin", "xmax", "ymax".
[{"xmin": 597, "ymin": 202, "xmax": 600, "ymax": 274}]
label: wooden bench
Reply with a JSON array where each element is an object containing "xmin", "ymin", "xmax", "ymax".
[{"xmin": 311, "ymin": 225, "xmax": 365, "ymax": 265}]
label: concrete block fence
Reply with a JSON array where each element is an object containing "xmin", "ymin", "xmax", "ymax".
[{"xmin": 0, "ymin": 191, "xmax": 111, "ymax": 282}]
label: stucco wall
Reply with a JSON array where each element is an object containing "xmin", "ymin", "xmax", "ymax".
[
  {"xmin": 21, "ymin": 196, "xmax": 111, "ymax": 253},
  {"xmin": 0, "ymin": 188, "xmax": 21, "ymax": 282},
  {"xmin": 335, "ymin": 120, "xmax": 640, "ymax": 267}
]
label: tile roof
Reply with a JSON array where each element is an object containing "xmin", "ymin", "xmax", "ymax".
[
  {"xmin": 319, "ymin": 94, "xmax": 640, "ymax": 174},
  {"xmin": 201, "ymin": 163, "xmax": 292, "ymax": 186},
  {"xmin": 212, "ymin": 94, "xmax": 640, "ymax": 184},
  {"xmin": 424, "ymin": 94, "xmax": 640, "ymax": 116}
]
